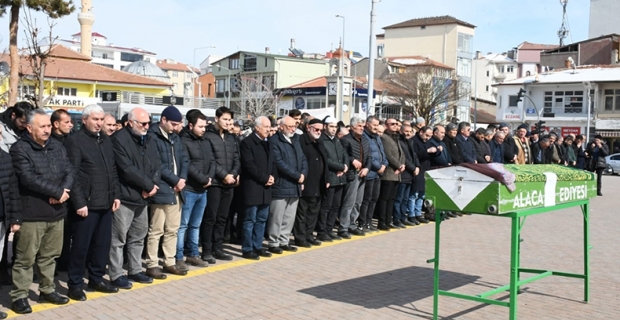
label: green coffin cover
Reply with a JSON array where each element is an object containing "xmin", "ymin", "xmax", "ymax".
[{"xmin": 425, "ymin": 164, "xmax": 596, "ymax": 215}]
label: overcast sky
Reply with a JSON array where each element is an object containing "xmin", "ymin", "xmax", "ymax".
[{"xmin": 0, "ymin": 0, "xmax": 590, "ymax": 67}]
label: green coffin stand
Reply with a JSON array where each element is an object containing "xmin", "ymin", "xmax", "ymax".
[{"xmin": 425, "ymin": 164, "xmax": 596, "ymax": 215}]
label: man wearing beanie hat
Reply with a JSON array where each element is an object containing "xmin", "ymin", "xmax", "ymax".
[{"xmin": 145, "ymin": 106, "xmax": 189, "ymax": 278}]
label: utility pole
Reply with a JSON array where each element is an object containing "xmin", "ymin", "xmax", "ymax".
[{"xmin": 367, "ymin": 0, "xmax": 380, "ymax": 117}]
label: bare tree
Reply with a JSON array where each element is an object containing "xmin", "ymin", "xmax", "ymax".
[
  {"xmin": 22, "ymin": 8, "xmax": 57, "ymax": 108},
  {"xmin": 237, "ymin": 74, "xmax": 282, "ymax": 119},
  {"xmin": 384, "ymin": 66, "xmax": 467, "ymax": 126}
]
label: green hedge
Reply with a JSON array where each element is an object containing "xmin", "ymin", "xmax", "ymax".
[{"xmin": 504, "ymin": 164, "xmax": 595, "ymax": 182}]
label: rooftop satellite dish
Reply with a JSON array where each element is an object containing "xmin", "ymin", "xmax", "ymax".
[{"xmin": 0, "ymin": 61, "xmax": 9, "ymax": 76}]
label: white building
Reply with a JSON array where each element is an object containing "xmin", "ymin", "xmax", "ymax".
[
  {"xmin": 589, "ymin": 0, "xmax": 620, "ymax": 39},
  {"xmin": 199, "ymin": 55, "xmax": 224, "ymax": 75},
  {"xmin": 495, "ymin": 66, "xmax": 620, "ymax": 141},
  {"xmin": 57, "ymin": 32, "xmax": 157, "ymax": 70},
  {"xmin": 473, "ymin": 53, "xmax": 518, "ymax": 103}
]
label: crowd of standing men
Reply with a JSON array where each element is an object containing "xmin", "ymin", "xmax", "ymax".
[{"xmin": 0, "ymin": 101, "xmax": 607, "ymax": 318}]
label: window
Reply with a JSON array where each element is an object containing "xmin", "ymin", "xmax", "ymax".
[
  {"xmin": 544, "ymin": 90, "xmax": 584, "ymax": 114},
  {"xmin": 507, "ymin": 65, "xmax": 514, "ymax": 73},
  {"xmin": 120, "ymin": 52, "xmax": 144, "ymax": 62},
  {"xmin": 262, "ymin": 75, "xmax": 275, "ymax": 91},
  {"xmin": 230, "ymin": 78, "xmax": 238, "ymax": 92},
  {"xmin": 19, "ymin": 85, "xmax": 35, "ymax": 97},
  {"xmin": 216, "ymin": 79, "xmax": 226, "ymax": 92},
  {"xmin": 306, "ymin": 97, "xmax": 326, "ymax": 110},
  {"xmin": 499, "ymin": 66, "xmax": 505, "ymax": 73},
  {"xmin": 485, "ymin": 85, "xmax": 489, "ymax": 92},
  {"xmin": 457, "ymin": 33, "xmax": 472, "ymax": 53},
  {"xmin": 94, "ymin": 63, "xmax": 114, "ymax": 68},
  {"xmin": 377, "ymin": 44, "xmax": 384, "ymax": 58},
  {"xmin": 486, "ymin": 70, "xmax": 489, "ymax": 77},
  {"xmin": 244, "ymin": 55, "xmax": 257, "ymax": 71},
  {"xmin": 57, "ymin": 87, "xmax": 77, "ymax": 96},
  {"xmin": 508, "ymin": 95, "xmax": 519, "ymax": 107},
  {"xmin": 229, "ymin": 58, "xmax": 240, "ymax": 70},
  {"xmin": 457, "ymin": 58, "xmax": 471, "ymax": 77},
  {"xmin": 603, "ymin": 89, "xmax": 620, "ymax": 112},
  {"xmin": 421, "ymin": 25, "xmax": 426, "ymax": 30},
  {"xmin": 265, "ymin": 57, "xmax": 268, "ymax": 67},
  {"xmin": 172, "ymin": 71, "xmax": 178, "ymax": 77},
  {"xmin": 207, "ymin": 83, "xmax": 212, "ymax": 96}
]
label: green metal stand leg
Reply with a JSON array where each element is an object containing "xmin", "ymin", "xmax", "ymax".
[
  {"xmin": 583, "ymin": 203, "xmax": 590, "ymax": 302},
  {"xmin": 509, "ymin": 216, "xmax": 520, "ymax": 320},
  {"xmin": 433, "ymin": 211, "xmax": 442, "ymax": 320}
]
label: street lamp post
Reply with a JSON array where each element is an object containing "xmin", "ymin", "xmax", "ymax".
[
  {"xmin": 336, "ymin": 15, "xmax": 345, "ymax": 122},
  {"xmin": 368, "ymin": 0, "xmax": 380, "ymax": 117}
]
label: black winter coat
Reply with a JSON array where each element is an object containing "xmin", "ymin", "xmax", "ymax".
[
  {"xmin": 148, "ymin": 124, "xmax": 189, "ymax": 204},
  {"xmin": 64, "ymin": 128, "xmax": 120, "ymax": 211},
  {"xmin": 585, "ymin": 142, "xmax": 609, "ymax": 170},
  {"xmin": 0, "ymin": 150, "xmax": 22, "ymax": 225},
  {"xmin": 270, "ymin": 131, "xmax": 308, "ymax": 199},
  {"xmin": 240, "ymin": 133, "xmax": 276, "ymax": 206},
  {"xmin": 204, "ymin": 124, "xmax": 240, "ymax": 187},
  {"xmin": 411, "ymin": 134, "xmax": 430, "ymax": 192},
  {"xmin": 444, "ymin": 135, "xmax": 464, "ymax": 165},
  {"xmin": 10, "ymin": 133, "xmax": 74, "ymax": 222},
  {"xmin": 531, "ymin": 143, "xmax": 551, "ymax": 164},
  {"xmin": 179, "ymin": 127, "xmax": 216, "ymax": 193},
  {"xmin": 112, "ymin": 127, "xmax": 162, "ymax": 206},
  {"xmin": 319, "ymin": 133, "xmax": 348, "ymax": 187},
  {"xmin": 472, "ymin": 136, "xmax": 491, "ymax": 163},
  {"xmin": 456, "ymin": 134, "xmax": 476, "ymax": 164},
  {"xmin": 340, "ymin": 132, "xmax": 372, "ymax": 181},
  {"xmin": 399, "ymin": 135, "xmax": 420, "ymax": 184},
  {"xmin": 299, "ymin": 132, "xmax": 329, "ymax": 197},
  {"xmin": 503, "ymin": 134, "xmax": 518, "ymax": 163}
]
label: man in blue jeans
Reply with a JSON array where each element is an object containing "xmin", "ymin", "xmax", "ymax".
[
  {"xmin": 409, "ymin": 126, "xmax": 433, "ymax": 224},
  {"xmin": 239, "ymin": 117, "xmax": 276, "ymax": 259},
  {"xmin": 178, "ymin": 110, "xmax": 214, "ymax": 269}
]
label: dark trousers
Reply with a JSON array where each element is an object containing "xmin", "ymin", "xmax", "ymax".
[
  {"xmin": 67, "ymin": 209, "xmax": 112, "ymax": 288},
  {"xmin": 294, "ymin": 196, "xmax": 321, "ymax": 243},
  {"xmin": 596, "ymin": 167, "xmax": 604, "ymax": 193},
  {"xmin": 201, "ymin": 186, "xmax": 234, "ymax": 254},
  {"xmin": 377, "ymin": 181, "xmax": 399, "ymax": 226},
  {"xmin": 317, "ymin": 185, "xmax": 344, "ymax": 236},
  {"xmin": 225, "ymin": 186, "xmax": 244, "ymax": 241},
  {"xmin": 359, "ymin": 178, "xmax": 381, "ymax": 227},
  {"xmin": 57, "ymin": 214, "xmax": 72, "ymax": 271}
]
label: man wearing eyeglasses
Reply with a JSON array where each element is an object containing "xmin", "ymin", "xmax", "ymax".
[
  {"xmin": 294, "ymin": 119, "xmax": 329, "ymax": 247},
  {"xmin": 145, "ymin": 106, "xmax": 189, "ymax": 279},
  {"xmin": 109, "ymin": 107, "xmax": 162, "ymax": 289}
]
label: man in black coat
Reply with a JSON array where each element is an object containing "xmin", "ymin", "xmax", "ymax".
[
  {"xmin": 64, "ymin": 105, "xmax": 121, "ymax": 302},
  {"xmin": 455, "ymin": 122, "xmax": 477, "ymax": 164},
  {"xmin": 10, "ymin": 109, "xmax": 74, "ymax": 314},
  {"xmin": 145, "ymin": 106, "xmax": 189, "ymax": 279},
  {"xmin": 294, "ymin": 119, "xmax": 329, "ymax": 248},
  {"xmin": 410, "ymin": 127, "xmax": 433, "ymax": 224},
  {"xmin": 239, "ymin": 116, "xmax": 276, "ymax": 260},
  {"xmin": 498, "ymin": 122, "xmax": 518, "ymax": 164},
  {"xmin": 317, "ymin": 116, "xmax": 348, "ymax": 242},
  {"xmin": 394, "ymin": 124, "xmax": 419, "ymax": 227},
  {"xmin": 110, "ymin": 107, "xmax": 162, "ymax": 289},
  {"xmin": 472, "ymin": 127, "xmax": 491, "ymax": 163},
  {"xmin": 177, "ymin": 110, "xmax": 213, "ymax": 269},
  {"xmin": 531, "ymin": 135, "xmax": 552, "ymax": 164},
  {"xmin": 443, "ymin": 123, "xmax": 464, "ymax": 165},
  {"xmin": 0, "ymin": 142, "xmax": 22, "ymax": 318},
  {"xmin": 201, "ymin": 107, "xmax": 240, "ymax": 263}
]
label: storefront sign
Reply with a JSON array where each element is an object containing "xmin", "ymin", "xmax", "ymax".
[
  {"xmin": 595, "ymin": 119, "xmax": 620, "ymax": 130},
  {"xmin": 353, "ymin": 88, "xmax": 376, "ymax": 98},
  {"xmin": 526, "ymin": 108, "xmax": 536, "ymax": 115},
  {"xmin": 504, "ymin": 114, "xmax": 521, "ymax": 120},
  {"xmin": 277, "ymin": 87, "xmax": 326, "ymax": 96},
  {"xmin": 46, "ymin": 96, "xmax": 101, "ymax": 108},
  {"xmin": 561, "ymin": 127, "xmax": 581, "ymax": 136}
]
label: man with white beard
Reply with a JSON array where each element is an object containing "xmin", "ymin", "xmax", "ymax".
[
  {"xmin": 266, "ymin": 116, "xmax": 308, "ymax": 253},
  {"xmin": 294, "ymin": 119, "xmax": 329, "ymax": 247}
]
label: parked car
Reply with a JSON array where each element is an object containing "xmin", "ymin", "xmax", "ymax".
[{"xmin": 604, "ymin": 153, "xmax": 620, "ymax": 175}]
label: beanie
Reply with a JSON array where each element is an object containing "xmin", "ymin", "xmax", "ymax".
[
  {"xmin": 446, "ymin": 123, "xmax": 457, "ymax": 131},
  {"xmin": 161, "ymin": 106, "xmax": 183, "ymax": 122}
]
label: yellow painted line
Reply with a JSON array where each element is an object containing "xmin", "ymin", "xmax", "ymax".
[{"xmin": 7, "ymin": 221, "xmax": 436, "ymax": 318}]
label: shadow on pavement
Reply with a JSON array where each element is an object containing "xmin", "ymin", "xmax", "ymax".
[{"xmin": 299, "ymin": 266, "xmax": 480, "ymax": 310}]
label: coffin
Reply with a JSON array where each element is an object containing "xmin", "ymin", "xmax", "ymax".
[{"xmin": 425, "ymin": 164, "xmax": 596, "ymax": 215}]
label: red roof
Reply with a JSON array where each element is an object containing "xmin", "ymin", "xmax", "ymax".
[
  {"xmin": 2, "ymin": 44, "xmax": 170, "ymax": 87},
  {"xmin": 386, "ymin": 56, "xmax": 454, "ymax": 70},
  {"xmin": 518, "ymin": 41, "xmax": 559, "ymax": 51},
  {"xmin": 384, "ymin": 15, "xmax": 476, "ymax": 30},
  {"xmin": 156, "ymin": 59, "xmax": 200, "ymax": 73},
  {"xmin": 71, "ymin": 32, "xmax": 107, "ymax": 39},
  {"xmin": 288, "ymin": 77, "xmax": 326, "ymax": 88}
]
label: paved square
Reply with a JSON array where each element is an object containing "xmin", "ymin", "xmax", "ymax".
[{"xmin": 2, "ymin": 176, "xmax": 619, "ymax": 319}]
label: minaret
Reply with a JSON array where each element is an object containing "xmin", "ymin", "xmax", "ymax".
[{"xmin": 78, "ymin": 0, "xmax": 94, "ymax": 57}]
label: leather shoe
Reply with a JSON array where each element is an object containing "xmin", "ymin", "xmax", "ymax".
[
  {"xmin": 308, "ymin": 239, "xmax": 322, "ymax": 246},
  {"xmin": 0, "ymin": 310, "xmax": 7, "ymax": 319},
  {"xmin": 401, "ymin": 219, "xmax": 414, "ymax": 226},
  {"xmin": 68, "ymin": 288, "xmax": 87, "ymax": 301},
  {"xmin": 87, "ymin": 281, "xmax": 119, "ymax": 293},
  {"xmin": 213, "ymin": 250, "xmax": 233, "ymax": 261},
  {"xmin": 163, "ymin": 265, "xmax": 187, "ymax": 276},
  {"xmin": 11, "ymin": 298, "xmax": 31, "ymax": 314},
  {"xmin": 268, "ymin": 247, "xmax": 283, "ymax": 254},
  {"xmin": 201, "ymin": 254, "xmax": 217, "ymax": 264},
  {"xmin": 416, "ymin": 216, "xmax": 430, "ymax": 224},
  {"xmin": 295, "ymin": 241, "xmax": 312, "ymax": 248},
  {"xmin": 378, "ymin": 224, "xmax": 391, "ymax": 231},
  {"xmin": 327, "ymin": 232, "xmax": 342, "ymax": 240},
  {"xmin": 279, "ymin": 244, "xmax": 298, "ymax": 252},
  {"xmin": 242, "ymin": 251, "xmax": 260, "ymax": 260},
  {"xmin": 407, "ymin": 217, "xmax": 421, "ymax": 225},
  {"xmin": 349, "ymin": 228, "xmax": 365, "ymax": 236},
  {"xmin": 146, "ymin": 267, "xmax": 167, "ymax": 280},
  {"xmin": 39, "ymin": 291, "xmax": 69, "ymax": 305},
  {"xmin": 337, "ymin": 231, "xmax": 351, "ymax": 239},
  {"xmin": 317, "ymin": 234, "xmax": 333, "ymax": 242},
  {"xmin": 255, "ymin": 248, "xmax": 272, "ymax": 258},
  {"xmin": 128, "ymin": 272, "xmax": 153, "ymax": 284}
]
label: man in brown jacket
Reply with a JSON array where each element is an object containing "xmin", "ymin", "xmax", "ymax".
[
  {"xmin": 514, "ymin": 124, "xmax": 533, "ymax": 164},
  {"xmin": 377, "ymin": 118, "xmax": 406, "ymax": 230}
]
